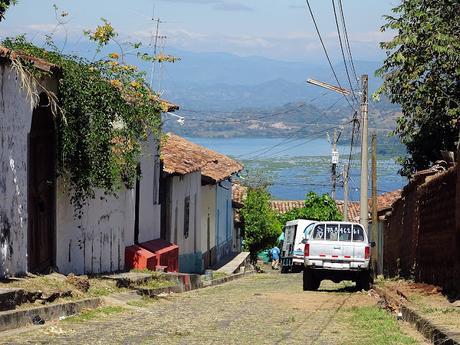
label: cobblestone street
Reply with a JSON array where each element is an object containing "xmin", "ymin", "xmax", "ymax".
[{"xmin": 2, "ymin": 272, "xmax": 427, "ymax": 345}]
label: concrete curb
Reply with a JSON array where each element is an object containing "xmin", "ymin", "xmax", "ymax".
[
  {"xmin": 206, "ymin": 270, "xmax": 255, "ymax": 287},
  {"xmin": 0, "ymin": 297, "xmax": 102, "ymax": 333},
  {"xmin": 373, "ymin": 285, "xmax": 460, "ymax": 345},
  {"xmin": 137, "ymin": 270, "xmax": 255, "ymax": 297}
]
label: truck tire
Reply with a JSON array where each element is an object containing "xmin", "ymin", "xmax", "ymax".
[
  {"xmin": 356, "ymin": 270, "xmax": 373, "ymax": 291},
  {"xmin": 303, "ymin": 267, "xmax": 314, "ymax": 291},
  {"xmin": 312, "ymin": 277, "xmax": 321, "ymax": 290},
  {"xmin": 281, "ymin": 266, "xmax": 289, "ymax": 274}
]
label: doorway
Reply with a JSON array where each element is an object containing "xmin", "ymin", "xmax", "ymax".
[{"xmin": 27, "ymin": 93, "xmax": 56, "ymax": 273}]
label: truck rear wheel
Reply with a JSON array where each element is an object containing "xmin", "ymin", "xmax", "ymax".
[
  {"xmin": 356, "ymin": 270, "xmax": 373, "ymax": 291},
  {"xmin": 303, "ymin": 268, "xmax": 314, "ymax": 291}
]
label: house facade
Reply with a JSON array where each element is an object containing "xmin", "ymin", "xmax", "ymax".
[
  {"xmin": 160, "ymin": 134, "xmax": 243, "ymax": 273},
  {"xmin": 0, "ymin": 48, "xmax": 171, "ymax": 277}
]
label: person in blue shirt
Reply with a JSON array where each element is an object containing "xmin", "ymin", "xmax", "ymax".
[{"xmin": 270, "ymin": 246, "xmax": 280, "ymax": 270}]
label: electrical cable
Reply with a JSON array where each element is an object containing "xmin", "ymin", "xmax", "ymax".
[
  {"xmin": 236, "ymin": 95, "xmax": 347, "ymax": 159},
  {"xmin": 304, "ymin": 0, "xmax": 356, "ymax": 112},
  {"xmin": 331, "ymin": 0, "xmax": 359, "ymax": 105},
  {"xmin": 337, "ymin": 0, "xmax": 359, "ymax": 85}
]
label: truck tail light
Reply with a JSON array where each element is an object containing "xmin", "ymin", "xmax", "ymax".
[
  {"xmin": 304, "ymin": 243, "xmax": 310, "ymax": 257},
  {"xmin": 365, "ymin": 246, "xmax": 370, "ymax": 259}
]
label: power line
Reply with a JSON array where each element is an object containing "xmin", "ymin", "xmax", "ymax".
[
  {"xmin": 246, "ymin": 118, "xmax": 355, "ymax": 160},
  {"xmin": 304, "ymin": 0, "xmax": 356, "ymax": 112},
  {"xmin": 236, "ymin": 95, "xmax": 347, "ymax": 159},
  {"xmin": 180, "ymin": 92, "xmax": 329, "ymax": 117},
  {"xmin": 331, "ymin": 0, "xmax": 359, "ymax": 105},
  {"xmin": 337, "ymin": 0, "xmax": 359, "ymax": 84}
]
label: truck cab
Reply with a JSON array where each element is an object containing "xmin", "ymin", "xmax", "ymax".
[
  {"xmin": 280, "ymin": 219, "xmax": 316, "ymax": 273},
  {"xmin": 302, "ymin": 221, "xmax": 373, "ymax": 291}
]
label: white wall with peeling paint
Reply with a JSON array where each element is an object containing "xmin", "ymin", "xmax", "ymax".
[
  {"xmin": 200, "ymin": 184, "xmax": 216, "ymax": 263},
  {"xmin": 55, "ymin": 183, "xmax": 135, "ymax": 275},
  {"xmin": 215, "ymin": 179, "xmax": 233, "ymax": 261},
  {"xmin": 0, "ymin": 63, "xmax": 36, "ymax": 278},
  {"xmin": 0, "ymin": 61, "xmax": 155, "ymax": 277},
  {"xmin": 138, "ymin": 134, "xmax": 161, "ymax": 243}
]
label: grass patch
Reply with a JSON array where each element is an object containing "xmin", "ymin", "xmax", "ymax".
[
  {"xmin": 135, "ymin": 276, "xmax": 177, "ymax": 290},
  {"xmin": 347, "ymin": 306, "xmax": 417, "ymax": 345},
  {"xmin": 63, "ymin": 306, "xmax": 125, "ymax": 323},
  {"xmin": 126, "ymin": 297, "xmax": 158, "ymax": 308},
  {"xmin": 211, "ymin": 272, "xmax": 229, "ymax": 280}
]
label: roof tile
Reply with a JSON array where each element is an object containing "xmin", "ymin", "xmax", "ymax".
[{"xmin": 162, "ymin": 133, "xmax": 243, "ymax": 183}]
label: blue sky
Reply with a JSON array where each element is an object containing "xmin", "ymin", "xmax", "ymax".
[{"xmin": 1, "ymin": 0, "xmax": 399, "ymax": 62}]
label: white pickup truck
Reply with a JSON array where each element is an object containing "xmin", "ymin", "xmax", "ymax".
[
  {"xmin": 302, "ymin": 221, "xmax": 374, "ymax": 291},
  {"xmin": 280, "ymin": 219, "xmax": 316, "ymax": 273}
]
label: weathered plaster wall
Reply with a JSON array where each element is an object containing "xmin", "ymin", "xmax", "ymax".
[
  {"xmin": 166, "ymin": 172, "xmax": 202, "ymax": 273},
  {"xmin": 0, "ymin": 64, "xmax": 40, "ymax": 277},
  {"xmin": 200, "ymin": 184, "xmax": 216, "ymax": 261},
  {"xmin": 56, "ymin": 183, "xmax": 135, "ymax": 275},
  {"xmin": 215, "ymin": 179, "xmax": 233, "ymax": 262},
  {"xmin": 138, "ymin": 134, "xmax": 161, "ymax": 243}
]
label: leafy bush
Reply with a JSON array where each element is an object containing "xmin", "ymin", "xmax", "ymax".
[
  {"xmin": 277, "ymin": 192, "xmax": 343, "ymax": 226},
  {"xmin": 240, "ymin": 187, "xmax": 281, "ymax": 261}
]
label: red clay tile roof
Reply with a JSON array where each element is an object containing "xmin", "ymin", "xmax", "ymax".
[
  {"xmin": 162, "ymin": 133, "xmax": 243, "ymax": 182},
  {"xmin": 270, "ymin": 199, "xmax": 361, "ymax": 222},
  {"xmin": 369, "ymin": 190, "xmax": 402, "ymax": 212},
  {"xmin": 270, "ymin": 200, "xmax": 305, "ymax": 214},
  {"xmin": 160, "ymin": 99, "xmax": 179, "ymax": 112},
  {"xmin": 335, "ymin": 200, "xmax": 361, "ymax": 222},
  {"xmin": 0, "ymin": 46, "xmax": 58, "ymax": 73}
]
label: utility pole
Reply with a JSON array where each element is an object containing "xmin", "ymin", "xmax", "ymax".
[
  {"xmin": 371, "ymin": 132, "xmax": 378, "ymax": 274},
  {"xmin": 359, "ymin": 75, "xmax": 369, "ymax": 231},
  {"xmin": 343, "ymin": 163, "xmax": 349, "ymax": 222},
  {"xmin": 329, "ymin": 129, "xmax": 341, "ymax": 200},
  {"xmin": 150, "ymin": 17, "xmax": 162, "ymax": 88}
]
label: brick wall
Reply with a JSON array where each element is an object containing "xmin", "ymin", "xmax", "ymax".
[{"xmin": 383, "ymin": 164, "xmax": 459, "ymax": 293}]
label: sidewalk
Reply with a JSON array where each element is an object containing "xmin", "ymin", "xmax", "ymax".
[{"xmin": 375, "ymin": 279, "xmax": 460, "ymax": 345}]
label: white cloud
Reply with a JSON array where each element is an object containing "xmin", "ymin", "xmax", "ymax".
[{"xmin": 213, "ymin": 2, "xmax": 254, "ymax": 12}]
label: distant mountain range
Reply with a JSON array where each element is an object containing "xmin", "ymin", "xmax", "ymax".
[
  {"xmin": 56, "ymin": 41, "xmax": 400, "ymax": 149},
  {"xmin": 155, "ymin": 48, "xmax": 385, "ymax": 110}
]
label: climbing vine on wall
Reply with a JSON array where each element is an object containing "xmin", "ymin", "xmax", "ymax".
[{"xmin": 2, "ymin": 31, "xmax": 164, "ymax": 216}]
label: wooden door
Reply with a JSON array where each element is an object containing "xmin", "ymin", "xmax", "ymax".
[{"xmin": 28, "ymin": 94, "xmax": 56, "ymax": 273}]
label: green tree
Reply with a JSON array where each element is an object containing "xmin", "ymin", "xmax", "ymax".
[
  {"xmin": 0, "ymin": 0, "xmax": 16, "ymax": 21},
  {"xmin": 277, "ymin": 192, "xmax": 342, "ymax": 225},
  {"xmin": 376, "ymin": 0, "xmax": 460, "ymax": 176},
  {"xmin": 240, "ymin": 187, "xmax": 281, "ymax": 261}
]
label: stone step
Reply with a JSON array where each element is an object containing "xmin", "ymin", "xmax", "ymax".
[{"xmin": 0, "ymin": 288, "xmax": 25, "ymax": 311}]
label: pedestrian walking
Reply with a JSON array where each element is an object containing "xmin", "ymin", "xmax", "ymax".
[{"xmin": 270, "ymin": 246, "xmax": 280, "ymax": 270}]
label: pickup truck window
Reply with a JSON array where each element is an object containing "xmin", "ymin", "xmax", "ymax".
[
  {"xmin": 304, "ymin": 223, "xmax": 316, "ymax": 239},
  {"xmin": 325, "ymin": 224, "xmax": 339, "ymax": 241},
  {"xmin": 339, "ymin": 224, "xmax": 352, "ymax": 241},
  {"xmin": 352, "ymin": 225, "xmax": 365, "ymax": 242},
  {"xmin": 312, "ymin": 224, "xmax": 325, "ymax": 240}
]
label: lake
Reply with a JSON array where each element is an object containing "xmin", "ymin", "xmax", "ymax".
[{"xmin": 187, "ymin": 137, "xmax": 407, "ymax": 201}]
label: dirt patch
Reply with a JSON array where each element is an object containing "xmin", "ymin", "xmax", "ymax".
[{"xmin": 378, "ymin": 279, "xmax": 460, "ymax": 333}]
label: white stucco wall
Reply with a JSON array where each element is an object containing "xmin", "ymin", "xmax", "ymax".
[
  {"xmin": 215, "ymin": 179, "xmax": 233, "ymax": 261},
  {"xmin": 165, "ymin": 172, "xmax": 202, "ymax": 272},
  {"xmin": 137, "ymin": 134, "xmax": 161, "ymax": 243},
  {"xmin": 200, "ymin": 184, "xmax": 216, "ymax": 255},
  {"xmin": 0, "ymin": 61, "xmax": 141, "ymax": 277},
  {"xmin": 0, "ymin": 63, "xmax": 48, "ymax": 277},
  {"xmin": 55, "ymin": 182, "xmax": 135, "ymax": 275}
]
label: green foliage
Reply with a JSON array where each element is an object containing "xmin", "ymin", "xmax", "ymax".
[
  {"xmin": 240, "ymin": 187, "xmax": 281, "ymax": 260},
  {"xmin": 376, "ymin": 0, "xmax": 460, "ymax": 176},
  {"xmin": 2, "ymin": 35, "xmax": 162, "ymax": 214},
  {"xmin": 277, "ymin": 192, "xmax": 342, "ymax": 225},
  {"xmin": 0, "ymin": 0, "xmax": 16, "ymax": 21}
]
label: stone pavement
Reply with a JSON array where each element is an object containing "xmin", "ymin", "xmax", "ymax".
[{"xmin": 1, "ymin": 272, "xmax": 429, "ymax": 345}]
